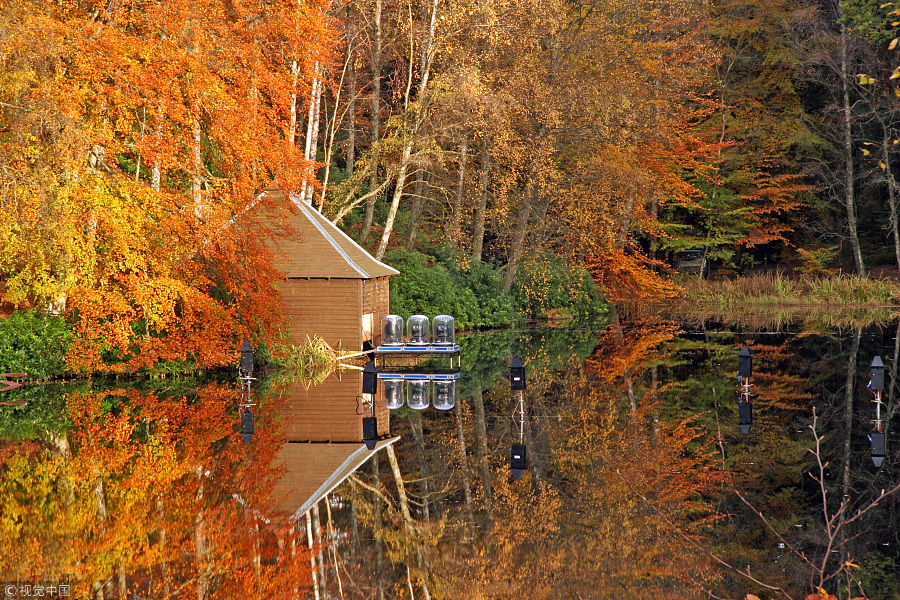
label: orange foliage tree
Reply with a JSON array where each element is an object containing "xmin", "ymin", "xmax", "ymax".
[{"xmin": 0, "ymin": 1, "xmax": 336, "ymax": 372}]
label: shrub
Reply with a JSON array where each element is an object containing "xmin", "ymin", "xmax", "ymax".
[
  {"xmin": 512, "ymin": 253, "xmax": 606, "ymax": 317},
  {"xmin": 0, "ymin": 310, "xmax": 72, "ymax": 379},
  {"xmin": 384, "ymin": 249, "xmax": 519, "ymax": 328}
]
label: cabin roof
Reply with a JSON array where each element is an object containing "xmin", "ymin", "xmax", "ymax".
[
  {"xmin": 261, "ymin": 189, "xmax": 399, "ymax": 279},
  {"xmin": 274, "ymin": 437, "xmax": 400, "ymax": 522}
]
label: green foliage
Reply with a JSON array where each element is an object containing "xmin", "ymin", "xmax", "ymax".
[
  {"xmin": 854, "ymin": 551, "xmax": 900, "ymax": 599},
  {"xmin": 385, "ymin": 249, "xmax": 605, "ymax": 328},
  {"xmin": 385, "ymin": 249, "xmax": 519, "ymax": 328},
  {"xmin": 0, "ymin": 383, "xmax": 78, "ymax": 441},
  {"xmin": 842, "ymin": 0, "xmax": 897, "ymax": 45},
  {"xmin": 0, "ymin": 310, "xmax": 72, "ymax": 379},
  {"xmin": 512, "ymin": 253, "xmax": 606, "ymax": 318}
]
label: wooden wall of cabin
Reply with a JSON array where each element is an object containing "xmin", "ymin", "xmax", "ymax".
[
  {"xmin": 361, "ymin": 276, "xmax": 391, "ymax": 346},
  {"xmin": 280, "ymin": 278, "xmax": 362, "ymax": 350},
  {"xmin": 279, "ymin": 371, "xmax": 391, "ymax": 441}
]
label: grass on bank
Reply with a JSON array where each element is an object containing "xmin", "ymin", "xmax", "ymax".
[{"xmin": 681, "ymin": 273, "xmax": 900, "ymax": 308}]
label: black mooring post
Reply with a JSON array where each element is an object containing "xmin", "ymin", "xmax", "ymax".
[
  {"xmin": 510, "ymin": 356, "xmax": 526, "ymax": 391},
  {"xmin": 240, "ymin": 340, "xmax": 254, "ymax": 377},
  {"xmin": 738, "ymin": 345, "xmax": 753, "ymax": 379},
  {"xmin": 240, "ymin": 409, "xmax": 255, "ymax": 444},
  {"xmin": 363, "ymin": 360, "xmax": 378, "ymax": 395},
  {"xmin": 871, "ymin": 432, "xmax": 886, "ymax": 468},
  {"xmin": 738, "ymin": 402, "xmax": 752, "ymax": 434},
  {"xmin": 510, "ymin": 443, "xmax": 527, "ymax": 480},
  {"xmin": 870, "ymin": 356, "xmax": 885, "ymax": 391},
  {"xmin": 363, "ymin": 416, "xmax": 378, "ymax": 450}
]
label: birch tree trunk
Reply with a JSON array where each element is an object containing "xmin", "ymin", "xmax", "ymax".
[
  {"xmin": 192, "ymin": 111, "xmax": 203, "ymax": 219},
  {"xmin": 375, "ymin": 144, "xmax": 412, "ymax": 260},
  {"xmin": 195, "ymin": 468, "xmax": 207, "ymax": 600},
  {"xmin": 312, "ymin": 503, "xmax": 326, "ymax": 592},
  {"xmin": 306, "ymin": 71, "xmax": 323, "ymax": 203},
  {"xmin": 290, "ymin": 60, "xmax": 300, "ymax": 148},
  {"xmin": 839, "ymin": 23, "xmax": 865, "ymax": 276},
  {"xmin": 152, "ymin": 104, "xmax": 163, "ymax": 192},
  {"xmin": 373, "ymin": 0, "xmax": 439, "ymax": 259},
  {"xmin": 301, "ymin": 62, "xmax": 323, "ymax": 205},
  {"xmin": 306, "ymin": 511, "xmax": 321, "ymax": 600}
]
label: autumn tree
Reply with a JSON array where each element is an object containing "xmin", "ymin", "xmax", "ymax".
[{"xmin": 0, "ymin": 0, "xmax": 335, "ymax": 372}]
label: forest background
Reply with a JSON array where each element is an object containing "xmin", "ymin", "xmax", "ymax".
[{"xmin": 3, "ymin": 0, "xmax": 900, "ymax": 374}]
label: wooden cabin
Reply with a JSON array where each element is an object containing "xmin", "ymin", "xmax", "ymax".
[
  {"xmin": 252, "ymin": 191, "xmax": 399, "ymax": 520},
  {"xmin": 259, "ymin": 189, "xmax": 398, "ymax": 351}
]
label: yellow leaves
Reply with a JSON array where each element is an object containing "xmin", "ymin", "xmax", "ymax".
[
  {"xmin": 746, "ymin": 595, "xmax": 762, "ymax": 600},
  {"xmin": 880, "ymin": 161, "xmax": 887, "ymax": 170},
  {"xmin": 857, "ymin": 73, "xmax": 876, "ymax": 84},
  {"xmin": 891, "ymin": 68, "xmax": 900, "ymax": 80},
  {"xmin": 890, "ymin": 38, "xmax": 899, "ymax": 50}
]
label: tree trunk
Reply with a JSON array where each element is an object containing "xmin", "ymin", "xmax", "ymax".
[
  {"xmin": 371, "ymin": 454, "xmax": 384, "ymax": 600},
  {"xmin": 448, "ymin": 129, "xmax": 469, "ymax": 251},
  {"xmin": 386, "ymin": 445, "xmax": 431, "ymax": 600},
  {"xmin": 840, "ymin": 24, "xmax": 865, "ymax": 276},
  {"xmin": 312, "ymin": 503, "xmax": 326, "ymax": 593},
  {"xmin": 375, "ymin": 143, "xmax": 411, "ymax": 260},
  {"xmin": 192, "ymin": 110, "xmax": 203, "ymax": 219},
  {"xmin": 290, "ymin": 60, "xmax": 300, "ymax": 148},
  {"xmin": 410, "ymin": 410, "xmax": 430, "ymax": 519},
  {"xmin": 360, "ymin": 0, "xmax": 382, "ymax": 243},
  {"xmin": 471, "ymin": 138, "xmax": 490, "ymax": 261},
  {"xmin": 306, "ymin": 70, "xmax": 323, "ymax": 203},
  {"xmin": 455, "ymin": 401, "xmax": 477, "ymax": 552},
  {"xmin": 406, "ymin": 169, "xmax": 426, "ymax": 248},
  {"xmin": 347, "ymin": 43, "xmax": 356, "ymax": 177},
  {"xmin": 325, "ymin": 498, "xmax": 344, "ymax": 599},
  {"xmin": 195, "ymin": 469, "xmax": 207, "ymax": 600},
  {"xmin": 838, "ymin": 327, "xmax": 861, "ymax": 571},
  {"xmin": 881, "ymin": 126, "xmax": 900, "ymax": 269},
  {"xmin": 306, "ymin": 511, "xmax": 321, "ymax": 600},
  {"xmin": 152, "ymin": 104, "xmax": 163, "ymax": 192},
  {"xmin": 301, "ymin": 63, "xmax": 323, "ymax": 205},
  {"xmin": 501, "ymin": 179, "xmax": 534, "ymax": 291},
  {"xmin": 471, "ymin": 387, "xmax": 493, "ymax": 530},
  {"xmin": 373, "ymin": 0, "xmax": 438, "ymax": 258}
]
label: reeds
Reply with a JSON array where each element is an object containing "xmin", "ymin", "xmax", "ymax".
[
  {"xmin": 668, "ymin": 273, "xmax": 900, "ymax": 329},
  {"xmin": 280, "ymin": 335, "xmax": 371, "ymax": 387},
  {"xmin": 681, "ymin": 273, "xmax": 900, "ymax": 308}
]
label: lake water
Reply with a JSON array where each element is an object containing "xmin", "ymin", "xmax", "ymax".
[{"xmin": 1, "ymin": 313, "xmax": 898, "ymax": 599}]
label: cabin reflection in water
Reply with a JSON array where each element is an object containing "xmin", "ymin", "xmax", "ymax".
[{"xmin": 272, "ymin": 371, "xmax": 396, "ymax": 519}]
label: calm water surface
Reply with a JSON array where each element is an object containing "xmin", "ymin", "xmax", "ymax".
[{"xmin": 1, "ymin": 314, "xmax": 899, "ymax": 599}]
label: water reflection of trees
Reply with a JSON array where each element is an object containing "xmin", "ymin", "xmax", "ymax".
[
  {"xmin": 0, "ymin": 385, "xmax": 313, "ymax": 598},
  {"xmin": 325, "ymin": 318, "xmax": 900, "ymax": 599},
  {"xmin": 329, "ymin": 319, "xmax": 725, "ymax": 599}
]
